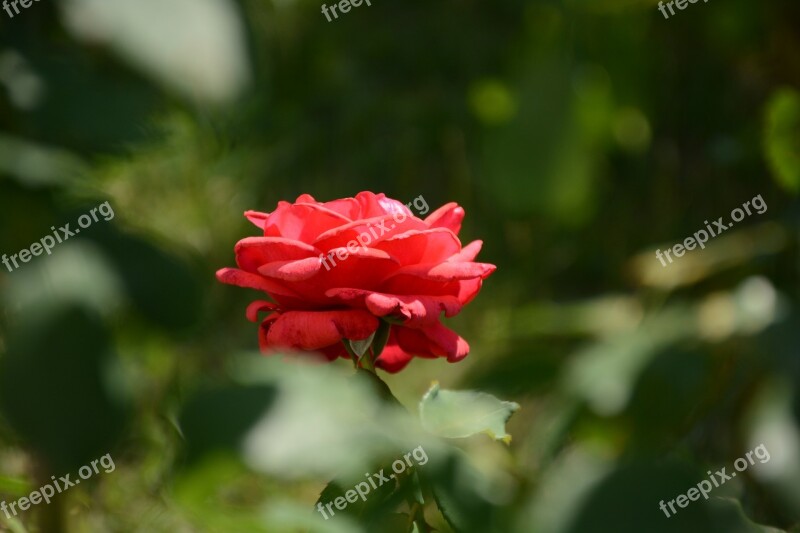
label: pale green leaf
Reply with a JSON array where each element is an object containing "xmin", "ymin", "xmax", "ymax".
[{"xmin": 419, "ymin": 383, "xmax": 520, "ymax": 443}]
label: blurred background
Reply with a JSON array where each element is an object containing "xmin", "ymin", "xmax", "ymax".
[{"xmin": 1, "ymin": 0, "xmax": 799, "ymax": 531}]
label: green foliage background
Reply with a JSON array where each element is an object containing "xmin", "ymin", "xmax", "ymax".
[{"xmin": 0, "ymin": 0, "xmax": 799, "ymax": 531}]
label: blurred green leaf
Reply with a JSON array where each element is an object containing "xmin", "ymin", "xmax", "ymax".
[
  {"xmin": 179, "ymin": 384, "xmax": 277, "ymax": 464},
  {"xmin": 262, "ymin": 498, "xmax": 363, "ymax": 533},
  {"xmin": 429, "ymin": 450, "xmax": 508, "ymax": 533},
  {"xmin": 764, "ymin": 88, "xmax": 800, "ymax": 193},
  {"xmin": 0, "ymin": 134, "xmax": 85, "ymax": 187},
  {"xmin": 59, "ymin": 0, "xmax": 251, "ymax": 104},
  {"xmin": 562, "ymin": 462, "xmax": 714, "ymax": 533},
  {"xmin": 90, "ymin": 226, "xmax": 203, "ymax": 331},
  {"xmin": 708, "ymin": 498, "xmax": 785, "ymax": 533},
  {"xmin": 0, "ymin": 475, "xmax": 31, "ymax": 498},
  {"xmin": 0, "ymin": 304, "xmax": 128, "ymax": 471},
  {"xmin": 173, "ymin": 455, "xmax": 272, "ymax": 532},
  {"xmin": 226, "ymin": 356, "xmax": 440, "ymax": 480}
]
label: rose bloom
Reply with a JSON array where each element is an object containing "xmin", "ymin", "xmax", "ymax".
[{"xmin": 216, "ymin": 192, "xmax": 495, "ymax": 372}]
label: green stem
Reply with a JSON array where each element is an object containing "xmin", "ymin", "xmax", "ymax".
[{"xmin": 361, "ymin": 348, "xmax": 376, "ymax": 372}]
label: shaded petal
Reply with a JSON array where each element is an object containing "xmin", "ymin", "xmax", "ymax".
[
  {"xmin": 262, "ymin": 310, "xmax": 379, "ymax": 351},
  {"xmin": 246, "ymin": 300, "xmax": 278, "ymax": 322},
  {"xmin": 375, "ymin": 333, "xmax": 415, "ymax": 373},
  {"xmin": 395, "ymin": 323, "xmax": 470, "ymax": 362},
  {"xmin": 326, "ymin": 288, "xmax": 462, "ymax": 324},
  {"xmin": 317, "ymin": 342, "xmax": 348, "ymax": 362},
  {"xmin": 380, "ymin": 275, "xmax": 463, "ymax": 298},
  {"xmin": 456, "ymin": 278, "xmax": 485, "ymax": 306}
]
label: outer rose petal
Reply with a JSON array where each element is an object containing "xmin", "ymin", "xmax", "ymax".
[
  {"xmin": 325, "ymin": 288, "xmax": 463, "ymax": 324},
  {"xmin": 448, "ymin": 240, "xmax": 484, "ymax": 263},
  {"xmin": 295, "ymin": 193, "xmax": 317, "ymax": 203},
  {"xmin": 246, "ymin": 300, "xmax": 278, "ymax": 322},
  {"xmin": 245, "ymin": 210, "xmax": 270, "ymax": 230},
  {"xmin": 375, "ymin": 335, "xmax": 415, "ymax": 373},
  {"xmin": 216, "ymin": 267, "xmax": 299, "ymax": 298},
  {"xmin": 395, "ymin": 323, "xmax": 470, "ymax": 362},
  {"xmin": 234, "ymin": 237, "xmax": 319, "ymax": 272},
  {"xmin": 425, "ymin": 202, "xmax": 464, "ymax": 234},
  {"xmin": 384, "ymin": 261, "xmax": 496, "ymax": 282},
  {"xmin": 257, "ymin": 257, "xmax": 323, "ymax": 281},
  {"xmin": 261, "ymin": 309, "xmax": 379, "ymax": 351}
]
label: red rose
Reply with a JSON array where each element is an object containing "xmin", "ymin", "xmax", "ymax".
[{"xmin": 216, "ymin": 192, "xmax": 495, "ymax": 372}]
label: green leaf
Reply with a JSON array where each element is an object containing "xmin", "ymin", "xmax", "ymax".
[
  {"xmin": 0, "ymin": 304, "xmax": 129, "ymax": 471},
  {"xmin": 428, "ymin": 450, "xmax": 504, "ymax": 533},
  {"xmin": 172, "ymin": 455, "xmax": 273, "ymax": 533},
  {"xmin": 372, "ymin": 320, "xmax": 392, "ymax": 359},
  {"xmin": 764, "ymin": 87, "xmax": 800, "ymax": 193},
  {"xmin": 348, "ymin": 331, "xmax": 376, "ymax": 358},
  {"xmin": 178, "ymin": 384, "xmax": 277, "ymax": 464},
  {"xmin": 0, "ymin": 476, "xmax": 31, "ymax": 498},
  {"xmin": 708, "ymin": 498, "xmax": 786, "ymax": 533},
  {"xmin": 228, "ymin": 356, "xmax": 440, "ymax": 479},
  {"xmin": 419, "ymin": 383, "xmax": 520, "ymax": 443},
  {"xmin": 60, "ymin": 0, "xmax": 251, "ymax": 104}
]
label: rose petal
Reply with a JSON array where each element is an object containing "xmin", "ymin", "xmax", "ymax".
[
  {"xmin": 262, "ymin": 203, "xmax": 351, "ymax": 242},
  {"xmin": 321, "ymin": 197, "xmax": 360, "ymax": 220},
  {"xmin": 312, "ymin": 214, "xmax": 418, "ymax": 250},
  {"xmin": 373, "ymin": 228, "xmax": 462, "ymax": 266},
  {"xmin": 216, "ymin": 267, "xmax": 299, "ymax": 298},
  {"xmin": 326, "ymin": 288, "xmax": 462, "ymax": 324},
  {"xmin": 262, "ymin": 309, "xmax": 379, "ymax": 351},
  {"xmin": 424, "ymin": 202, "xmax": 464, "ymax": 234},
  {"xmin": 395, "ymin": 323, "xmax": 470, "ymax": 362},
  {"xmin": 245, "ymin": 210, "xmax": 270, "ymax": 230},
  {"xmin": 384, "ymin": 261, "xmax": 496, "ymax": 282},
  {"xmin": 246, "ymin": 300, "xmax": 278, "ymax": 322},
  {"xmin": 448, "ymin": 240, "xmax": 484, "ymax": 263},
  {"xmin": 375, "ymin": 334, "xmax": 415, "ymax": 373},
  {"xmin": 257, "ymin": 257, "xmax": 323, "ymax": 281},
  {"xmin": 295, "ymin": 193, "xmax": 317, "ymax": 203},
  {"xmin": 234, "ymin": 237, "xmax": 320, "ymax": 272}
]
